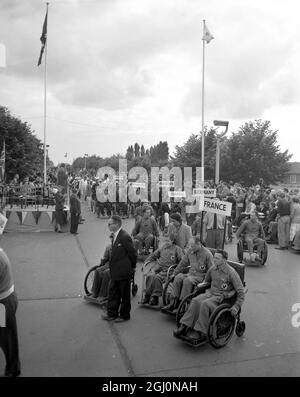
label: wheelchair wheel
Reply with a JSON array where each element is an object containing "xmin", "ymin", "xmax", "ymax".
[
  {"xmin": 237, "ymin": 240, "xmax": 244, "ymax": 263},
  {"xmin": 235, "ymin": 320, "xmax": 246, "ymax": 337},
  {"xmin": 84, "ymin": 265, "xmax": 99, "ymax": 295},
  {"xmin": 162, "ymin": 278, "xmax": 174, "ymax": 306},
  {"xmin": 176, "ymin": 293, "xmax": 194, "ymax": 328},
  {"xmin": 207, "ymin": 304, "xmax": 236, "ymax": 349},
  {"xmin": 260, "ymin": 241, "xmax": 268, "ymax": 265}
]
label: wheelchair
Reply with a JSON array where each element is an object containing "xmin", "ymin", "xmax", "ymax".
[
  {"xmin": 174, "ymin": 260, "xmax": 246, "ymax": 349},
  {"xmin": 134, "ymin": 235, "xmax": 159, "ymax": 260},
  {"xmin": 237, "ymin": 235, "xmax": 268, "ymax": 265},
  {"xmin": 83, "ymin": 265, "xmax": 138, "ymax": 306},
  {"xmin": 139, "ymin": 262, "xmax": 176, "ymax": 309},
  {"xmin": 161, "ymin": 247, "xmax": 216, "ymax": 316}
]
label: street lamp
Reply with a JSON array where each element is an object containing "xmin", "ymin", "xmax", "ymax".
[
  {"xmin": 213, "ymin": 120, "xmax": 229, "ymax": 185},
  {"xmin": 84, "ymin": 153, "xmax": 88, "ymax": 170}
]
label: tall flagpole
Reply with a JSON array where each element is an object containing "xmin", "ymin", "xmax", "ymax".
[
  {"xmin": 43, "ymin": 2, "xmax": 49, "ymax": 186},
  {"xmin": 201, "ymin": 20, "xmax": 206, "ymax": 186}
]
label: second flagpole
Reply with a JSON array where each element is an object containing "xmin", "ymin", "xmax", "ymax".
[
  {"xmin": 43, "ymin": 3, "xmax": 49, "ymax": 186},
  {"xmin": 201, "ymin": 19, "xmax": 206, "ymax": 186}
]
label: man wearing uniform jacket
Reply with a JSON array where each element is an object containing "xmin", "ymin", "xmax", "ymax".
[{"xmin": 102, "ymin": 215, "xmax": 137, "ymax": 322}]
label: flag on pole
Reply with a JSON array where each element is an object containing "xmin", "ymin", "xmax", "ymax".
[
  {"xmin": 0, "ymin": 141, "xmax": 5, "ymax": 182},
  {"xmin": 202, "ymin": 22, "xmax": 214, "ymax": 43},
  {"xmin": 37, "ymin": 9, "xmax": 48, "ymax": 66}
]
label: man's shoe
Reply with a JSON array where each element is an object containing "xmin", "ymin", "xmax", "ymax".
[
  {"xmin": 173, "ymin": 324, "xmax": 188, "ymax": 337},
  {"xmin": 3, "ymin": 370, "xmax": 21, "ymax": 377},
  {"xmin": 101, "ymin": 314, "xmax": 117, "ymax": 321},
  {"xmin": 187, "ymin": 330, "xmax": 207, "ymax": 342},
  {"xmin": 275, "ymin": 246, "xmax": 285, "ymax": 250},
  {"xmin": 149, "ymin": 296, "xmax": 159, "ymax": 306},
  {"xmin": 114, "ymin": 317, "xmax": 130, "ymax": 323}
]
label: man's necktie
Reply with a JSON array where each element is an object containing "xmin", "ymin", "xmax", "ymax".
[
  {"xmin": 110, "ymin": 232, "xmax": 115, "ymax": 247},
  {"xmin": 213, "ymin": 213, "xmax": 217, "ymax": 230}
]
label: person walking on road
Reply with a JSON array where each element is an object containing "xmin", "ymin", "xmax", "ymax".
[
  {"xmin": 70, "ymin": 188, "xmax": 81, "ymax": 235},
  {"xmin": 53, "ymin": 187, "xmax": 65, "ymax": 233},
  {"xmin": 0, "ymin": 248, "xmax": 21, "ymax": 377},
  {"xmin": 102, "ymin": 215, "xmax": 137, "ymax": 323},
  {"xmin": 275, "ymin": 192, "xmax": 291, "ymax": 250}
]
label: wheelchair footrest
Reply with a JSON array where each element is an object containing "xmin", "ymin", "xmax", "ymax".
[
  {"xmin": 139, "ymin": 303, "xmax": 162, "ymax": 310},
  {"xmin": 160, "ymin": 307, "xmax": 177, "ymax": 316},
  {"xmin": 173, "ymin": 331, "xmax": 208, "ymax": 347},
  {"xmin": 84, "ymin": 295, "xmax": 108, "ymax": 306}
]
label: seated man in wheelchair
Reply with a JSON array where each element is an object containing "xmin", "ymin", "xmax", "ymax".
[
  {"xmin": 141, "ymin": 232, "xmax": 183, "ymax": 306},
  {"xmin": 161, "ymin": 236, "xmax": 214, "ymax": 312},
  {"xmin": 89, "ymin": 245, "xmax": 111, "ymax": 303},
  {"xmin": 132, "ymin": 207, "xmax": 160, "ymax": 255},
  {"xmin": 236, "ymin": 211, "xmax": 265, "ymax": 262},
  {"xmin": 174, "ymin": 250, "xmax": 245, "ymax": 342}
]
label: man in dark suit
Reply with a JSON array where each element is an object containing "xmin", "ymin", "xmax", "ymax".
[
  {"xmin": 102, "ymin": 215, "xmax": 137, "ymax": 322},
  {"xmin": 70, "ymin": 188, "xmax": 81, "ymax": 235}
]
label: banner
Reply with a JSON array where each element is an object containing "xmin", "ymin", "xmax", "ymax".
[
  {"xmin": 199, "ymin": 197, "xmax": 232, "ymax": 216},
  {"xmin": 168, "ymin": 191, "xmax": 186, "ymax": 198},
  {"xmin": 158, "ymin": 181, "xmax": 175, "ymax": 187},
  {"xmin": 131, "ymin": 182, "xmax": 146, "ymax": 189},
  {"xmin": 192, "ymin": 188, "xmax": 216, "ymax": 198}
]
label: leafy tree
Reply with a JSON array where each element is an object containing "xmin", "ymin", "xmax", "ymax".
[
  {"xmin": 149, "ymin": 141, "xmax": 169, "ymax": 163},
  {"xmin": 126, "ymin": 145, "xmax": 134, "ymax": 160},
  {"xmin": 140, "ymin": 144, "xmax": 145, "ymax": 157},
  {"xmin": 0, "ymin": 106, "xmax": 44, "ymax": 182},
  {"xmin": 220, "ymin": 120, "xmax": 291, "ymax": 185},
  {"xmin": 171, "ymin": 128, "xmax": 217, "ymax": 180},
  {"xmin": 134, "ymin": 142, "xmax": 140, "ymax": 158}
]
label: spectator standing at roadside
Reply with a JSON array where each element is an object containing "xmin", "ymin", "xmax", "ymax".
[
  {"xmin": 289, "ymin": 197, "xmax": 300, "ymax": 247},
  {"xmin": 70, "ymin": 188, "xmax": 81, "ymax": 235},
  {"xmin": 53, "ymin": 187, "xmax": 65, "ymax": 233},
  {"xmin": 275, "ymin": 192, "xmax": 291, "ymax": 250}
]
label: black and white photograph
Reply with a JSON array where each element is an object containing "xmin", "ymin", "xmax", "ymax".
[{"xmin": 1, "ymin": 0, "xmax": 300, "ymax": 384}]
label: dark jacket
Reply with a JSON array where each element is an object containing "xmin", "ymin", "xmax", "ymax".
[
  {"xmin": 109, "ymin": 229, "xmax": 137, "ymax": 281},
  {"xmin": 70, "ymin": 193, "xmax": 81, "ymax": 215}
]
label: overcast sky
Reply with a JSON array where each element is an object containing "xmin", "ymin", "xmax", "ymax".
[{"xmin": 1, "ymin": 0, "xmax": 300, "ymax": 166}]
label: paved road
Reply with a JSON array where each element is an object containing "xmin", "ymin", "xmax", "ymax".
[{"xmin": 1, "ymin": 202, "xmax": 300, "ymax": 377}]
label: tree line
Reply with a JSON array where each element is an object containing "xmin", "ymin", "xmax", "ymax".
[{"xmin": 0, "ymin": 105, "xmax": 292, "ymax": 186}]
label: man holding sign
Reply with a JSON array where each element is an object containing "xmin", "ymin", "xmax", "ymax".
[{"xmin": 203, "ymin": 198, "xmax": 226, "ymax": 249}]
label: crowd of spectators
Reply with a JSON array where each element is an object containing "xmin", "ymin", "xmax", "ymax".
[{"xmin": 1, "ymin": 167, "xmax": 299, "ymax": 249}]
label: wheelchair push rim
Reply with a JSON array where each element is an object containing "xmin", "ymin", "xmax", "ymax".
[
  {"xmin": 162, "ymin": 278, "xmax": 174, "ymax": 306},
  {"xmin": 176, "ymin": 293, "xmax": 194, "ymax": 328},
  {"xmin": 84, "ymin": 265, "xmax": 99, "ymax": 295},
  {"xmin": 207, "ymin": 303, "xmax": 236, "ymax": 348},
  {"xmin": 237, "ymin": 240, "xmax": 244, "ymax": 263}
]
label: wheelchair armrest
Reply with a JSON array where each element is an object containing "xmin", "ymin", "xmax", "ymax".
[
  {"xmin": 194, "ymin": 282, "xmax": 211, "ymax": 295},
  {"xmin": 142, "ymin": 260, "xmax": 155, "ymax": 273}
]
